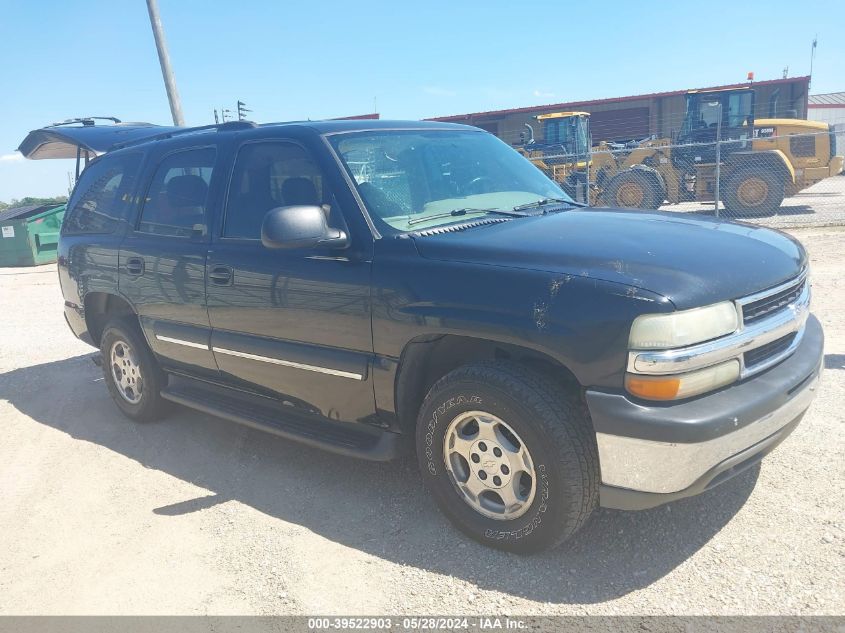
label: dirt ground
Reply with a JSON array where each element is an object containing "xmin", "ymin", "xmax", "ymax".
[{"xmin": 0, "ymin": 227, "xmax": 842, "ymax": 616}]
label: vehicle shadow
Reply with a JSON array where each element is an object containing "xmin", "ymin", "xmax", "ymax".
[
  {"xmin": 690, "ymin": 205, "xmax": 816, "ymax": 219},
  {"xmin": 770, "ymin": 205, "xmax": 817, "ymax": 216},
  {"xmin": 824, "ymin": 353, "xmax": 845, "ymax": 370},
  {"xmin": 0, "ymin": 355, "xmax": 759, "ymax": 604}
]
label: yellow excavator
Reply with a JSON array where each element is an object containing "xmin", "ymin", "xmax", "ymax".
[{"xmin": 519, "ymin": 87, "xmax": 844, "ymax": 214}]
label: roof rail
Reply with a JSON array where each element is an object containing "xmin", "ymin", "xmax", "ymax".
[
  {"xmin": 50, "ymin": 117, "xmax": 123, "ymax": 127},
  {"xmin": 112, "ymin": 120, "xmax": 258, "ymax": 150}
]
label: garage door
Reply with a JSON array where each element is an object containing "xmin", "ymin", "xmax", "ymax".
[{"xmin": 589, "ymin": 107, "xmax": 650, "ymax": 142}]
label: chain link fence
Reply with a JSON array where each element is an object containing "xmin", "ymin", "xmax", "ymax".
[{"xmin": 497, "ymin": 105, "xmax": 845, "ymax": 229}]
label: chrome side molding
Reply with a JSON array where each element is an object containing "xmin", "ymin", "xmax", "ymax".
[
  {"xmin": 155, "ymin": 334, "xmax": 209, "ymax": 350},
  {"xmin": 212, "ymin": 346, "xmax": 364, "ymax": 380}
]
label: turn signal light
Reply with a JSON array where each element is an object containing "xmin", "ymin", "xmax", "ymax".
[
  {"xmin": 625, "ymin": 359, "xmax": 741, "ymax": 401},
  {"xmin": 625, "ymin": 375, "xmax": 681, "ymax": 400}
]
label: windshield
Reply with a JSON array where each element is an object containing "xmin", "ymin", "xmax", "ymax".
[
  {"xmin": 543, "ymin": 117, "xmax": 589, "ymax": 156},
  {"xmin": 329, "ymin": 129, "xmax": 570, "ymax": 233}
]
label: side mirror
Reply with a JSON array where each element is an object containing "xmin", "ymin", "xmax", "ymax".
[{"xmin": 260, "ymin": 205, "xmax": 348, "ymax": 250}]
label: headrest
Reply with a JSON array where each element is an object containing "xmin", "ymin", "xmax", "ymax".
[{"xmin": 167, "ymin": 175, "xmax": 208, "ymax": 208}]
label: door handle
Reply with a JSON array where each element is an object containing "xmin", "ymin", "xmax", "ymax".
[
  {"xmin": 125, "ymin": 257, "xmax": 145, "ymax": 276},
  {"xmin": 208, "ymin": 265, "xmax": 234, "ymax": 285}
]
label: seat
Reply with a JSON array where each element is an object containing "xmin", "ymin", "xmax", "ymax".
[
  {"xmin": 227, "ymin": 167, "xmax": 278, "ymax": 239},
  {"xmin": 282, "ymin": 177, "xmax": 319, "ymax": 206}
]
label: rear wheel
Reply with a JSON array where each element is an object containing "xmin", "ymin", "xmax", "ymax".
[
  {"xmin": 100, "ymin": 318, "xmax": 167, "ymax": 422},
  {"xmin": 415, "ymin": 362, "xmax": 598, "ymax": 553},
  {"xmin": 603, "ymin": 170, "xmax": 663, "ymax": 209},
  {"xmin": 723, "ymin": 168, "xmax": 785, "ymax": 216}
]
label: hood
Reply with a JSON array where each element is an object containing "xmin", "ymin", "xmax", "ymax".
[{"xmin": 411, "ymin": 209, "xmax": 806, "ymax": 310}]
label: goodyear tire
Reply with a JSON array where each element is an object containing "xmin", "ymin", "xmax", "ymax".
[
  {"xmin": 100, "ymin": 318, "xmax": 167, "ymax": 422},
  {"xmin": 415, "ymin": 362, "xmax": 598, "ymax": 553},
  {"xmin": 603, "ymin": 169, "xmax": 663, "ymax": 209},
  {"xmin": 723, "ymin": 168, "xmax": 785, "ymax": 216}
]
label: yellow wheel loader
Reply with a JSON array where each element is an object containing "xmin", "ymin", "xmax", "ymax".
[
  {"xmin": 520, "ymin": 88, "xmax": 843, "ymax": 215},
  {"xmin": 517, "ymin": 112, "xmax": 592, "ymax": 202}
]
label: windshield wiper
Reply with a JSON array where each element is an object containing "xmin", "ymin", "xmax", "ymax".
[
  {"xmin": 406, "ymin": 207, "xmax": 527, "ymax": 227},
  {"xmin": 512, "ymin": 197, "xmax": 586, "ymax": 212}
]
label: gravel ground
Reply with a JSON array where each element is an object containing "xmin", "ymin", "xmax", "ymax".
[
  {"xmin": 0, "ymin": 227, "xmax": 842, "ymax": 616},
  {"xmin": 659, "ymin": 173, "xmax": 845, "ymax": 230}
]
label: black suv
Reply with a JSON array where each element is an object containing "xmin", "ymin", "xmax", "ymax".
[{"xmin": 20, "ymin": 119, "xmax": 823, "ymax": 552}]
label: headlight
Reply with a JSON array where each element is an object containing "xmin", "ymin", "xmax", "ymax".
[
  {"xmin": 629, "ymin": 301, "xmax": 739, "ymax": 349},
  {"xmin": 625, "ymin": 359, "xmax": 740, "ymax": 401}
]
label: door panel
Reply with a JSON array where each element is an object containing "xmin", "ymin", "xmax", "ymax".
[
  {"xmin": 119, "ymin": 146, "xmax": 219, "ymax": 376},
  {"xmin": 207, "ymin": 247, "xmax": 374, "ymax": 423},
  {"xmin": 121, "ymin": 229, "xmax": 218, "ymax": 374},
  {"xmin": 206, "ymin": 139, "xmax": 375, "ymax": 424}
]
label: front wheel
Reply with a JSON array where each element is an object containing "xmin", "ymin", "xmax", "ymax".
[
  {"xmin": 415, "ymin": 362, "xmax": 599, "ymax": 553},
  {"xmin": 602, "ymin": 170, "xmax": 663, "ymax": 209},
  {"xmin": 723, "ymin": 168, "xmax": 785, "ymax": 216}
]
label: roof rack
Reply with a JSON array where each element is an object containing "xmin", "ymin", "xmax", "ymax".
[
  {"xmin": 112, "ymin": 120, "xmax": 258, "ymax": 150},
  {"xmin": 50, "ymin": 116, "xmax": 123, "ymax": 127}
]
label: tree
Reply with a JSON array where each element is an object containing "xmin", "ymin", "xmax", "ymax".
[{"xmin": 0, "ymin": 195, "xmax": 68, "ymax": 212}]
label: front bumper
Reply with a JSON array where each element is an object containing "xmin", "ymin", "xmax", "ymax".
[{"xmin": 587, "ymin": 314, "xmax": 823, "ymax": 510}]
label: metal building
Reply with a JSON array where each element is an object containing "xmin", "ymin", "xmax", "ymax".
[
  {"xmin": 808, "ymin": 92, "xmax": 845, "ymax": 152},
  {"xmin": 429, "ymin": 76, "xmax": 811, "ymax": 145}
]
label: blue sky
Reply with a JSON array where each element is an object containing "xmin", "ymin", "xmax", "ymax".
[{"xmin": 1, "ymin": 0, "xmax": 842, "ymax": 201}]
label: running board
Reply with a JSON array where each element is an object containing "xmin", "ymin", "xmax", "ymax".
[{"xmin": 160, "ymin": 378, "xmax": 401, "ymax": 461}]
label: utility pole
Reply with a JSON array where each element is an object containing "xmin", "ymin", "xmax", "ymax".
[
  {"xmin": 714, "ymin": 102, "xmax": 722, "ymax": 218},
  {"xmin": 146, "ymin": 0, "xmax": 186, "ymax": 126},
  {"xmin": 809, "ymin": 36, "xmax": 818, "ymax": 88}
]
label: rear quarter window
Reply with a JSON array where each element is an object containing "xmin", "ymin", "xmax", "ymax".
[{"xmin": 63, "ymin": 153, "xmax": 143, "ymax": 235}]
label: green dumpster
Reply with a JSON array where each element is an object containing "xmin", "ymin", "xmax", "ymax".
[{"xmin": 0, "ymin": 203, "xmax": 66, "ymax": 266}]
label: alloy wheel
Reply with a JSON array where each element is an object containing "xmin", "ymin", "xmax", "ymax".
[{"xmin": 442, "ymin": 411, "xmax": 537, "ymax": 520}]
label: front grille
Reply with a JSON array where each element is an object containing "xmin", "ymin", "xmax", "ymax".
[
  {"xmin": 742, "ymin": 278, "xmax": 805, "ymax": 324},
  {"xmin": 744, "ymin": 332, "xmax": 796, "ymax": 368}
]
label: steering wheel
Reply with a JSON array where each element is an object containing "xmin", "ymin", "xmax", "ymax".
[{"xmin": 465, "ymin": 176, "xmax": 495, "ymax": 195}]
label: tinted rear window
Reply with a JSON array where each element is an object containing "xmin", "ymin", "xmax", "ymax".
[
  {"xmin": 63, "ymin": 153, "xmax": 142, "ymax": 235},
  {"xmin": 137, "ymin": 147, "xmax": 216, "ymax": 238}
]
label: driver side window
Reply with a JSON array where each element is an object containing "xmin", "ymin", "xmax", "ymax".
[{"xmin": 224, "ymin": 142, "xmax": 333, "ymax": 240}]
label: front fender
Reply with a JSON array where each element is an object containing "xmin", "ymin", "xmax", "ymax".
[
  {"xmin": 372, "ymin": 238, "xmax": 672, "ymax": 393},
  {"xmin": 730, "ymin": 150, "xmax": 795, "ymax": 184}
]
